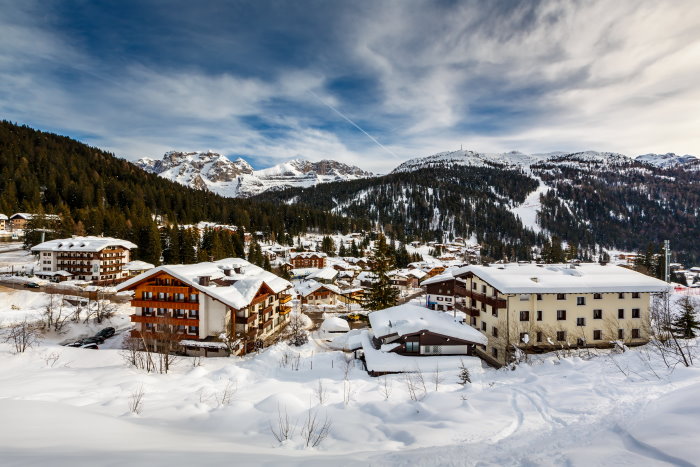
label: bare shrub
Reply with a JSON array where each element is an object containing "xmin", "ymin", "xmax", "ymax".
[
  {"xmin": 432, "ymin": 363, "xmax": 445, "ymax": 391},
  {"xmin": 279, "ymin": 351, "xmax": 301, "ymax": 370},
  {"xmin": 216, "ymin": 379, "xmax": 237, "ymax": 407},
  {"xmin": 128, "ymin": 384, "xmax": 145, "ymax": 414},
  {"xmin": 301, "ymin": 408, "xmax": 332, "ymax": 448},
  {"xmin": 269, "ymin": 404, "xmax": 297, "ymax": 443},
  {"xmin": 380, "ymin": 375, "xmax": 393, "ymax": 401},
  {"xmin": 314, "ymin": 379, "xmax": 328, "ymax": 406},
  {"xmin": 3, "ymin": 319, "xmax": 41, "ymax": 353},
  {"xmin": 404, "ymin": 368, "xmax": 427, "ymax": 401},
  {"xmin": 44, "ymin": 351, "xmax": 61, "ymax": 367},
  {"xmin": 287, "ymin": 313, "xmax": 308, "ymax": 347},
  {"xmin": 42, "ymin": 294, "xmax": 70, "ymax": 333}
]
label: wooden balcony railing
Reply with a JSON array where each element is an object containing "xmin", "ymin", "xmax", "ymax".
[
  {"xmin": 131, "ymin": 314, "xmax": 199, "ymax": 327},
  {"xmin": 279, "ymin": 294, "xmax": 293, "ymax": 304},
  {"xmin": 236, "ymin": 314, "xmax": 257, "ymax": 325},
  {"xmin": 454, "ymin": 302, "xmax": 481, "ymax": 317},
  {"xmin": 131, "ymin": 299, "xmax": 199, "ymax": 310},
  {"xmin": 129, "ymin": 330, "xmax": 192, "ymax": 341},
  {"xmin": 463, "ymin": 289, "xmax": 507, "ymax": 309},
  {"xmin": 279, "ymin": 305, "xmax": 292, "ymax": 315},
  {"xmin": 259, "ymin": 318, "xmax": 273, "ymax": 330}
]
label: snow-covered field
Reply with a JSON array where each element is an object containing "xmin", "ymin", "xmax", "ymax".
[{"xmin": 1, "ymin": 291, "xmax": 700, "ymax": 466}]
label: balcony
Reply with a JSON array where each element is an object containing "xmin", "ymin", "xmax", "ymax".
[
  {"xmin": 131, "ymin": 299, "xmax": 199, "ymax": 310},
  {"xmin": 454, "ymin": 283, "xmax": 467, "ymax": 296},
  {"xmin": 454, "ymin": 302, "xmax": 481, "ymax": 317},
  {"xmin": 141, "ymin": 285, "xmax": 192, "ymax": 294},
  {"xmin": 131, "ymin": 314, "xmax": 199, "ymax": 327},
  {"xmin": 236, "ymin": 313, "xmax": 257, "ymax": 325},
  {"xmin": 259, "ymin": 318, "xmax": 273, "ymax": 330},
  {"xmin": 251, "ymin": 294, "xmax": 270, "ymax": 306},
  {"xmin": 129, "ymin": 330, "xmax": 191, "ymax": 341},
  {"xmin": 463, "ymin": 289, "xmax": 507, "ymax": 309},
  {"xmin": 279, "ymin": 305, "xmax": 292, "ymax": 315},
  {"xmin": 279, "ymin": 294, "xmax": 293, "ymax": 304},
  {"xmin": 262, "ymin": 305, "xmax": 273, "ymax": 314}
]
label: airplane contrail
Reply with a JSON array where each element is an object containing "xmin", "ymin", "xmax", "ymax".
[{"xmin": 308, "ymin": 90, "xmax": 400, "ymax": 159}]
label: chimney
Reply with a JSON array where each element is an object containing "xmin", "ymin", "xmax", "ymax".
[
  {"xmin": 198, "ymin": 276, "xmax": 210, "ymax": 286},
  {"xmin": 224, "ymin": 268, "xmax": 232, "ymax": 277}
]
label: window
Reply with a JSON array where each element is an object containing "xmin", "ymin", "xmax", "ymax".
[
  {"xmin": 618, "ymin": 329, "xmax": 624, "ymax": 339},
  {"xmin": 405, "ymin": 341, "xmax": 419, "ymax": 353},
  {"xmin": 492, "ymin": 308, "xmax": 498, "ymax": 317},
  {"xmin": 618, "ymin": 292, "xmax": 625, "ymax": 299},
  {"xmin": 632, "ymin": 292, "xmax": 640, "ymax": 299},
  {"xmin": 156, "ymin": 308, "xmax": 166, "ymax": 317},
  {"xmin": 142, "ymin": 291, "xmax": 152, "ymax": 300},
  {"xmin": 576, "ymin": 317, "xmax": 586, "ymax": 326},
  {"xmin": 158, "ymin": 292, "xmax": 165, "ymax": 300},
  {"xmin": 593, "ymin": 330, "xmax": 602, "ymax": 340},
  {"xmin": 492, "ymin": 327, "xmax": 498, "ymax": 338},
  {"xmin": 576, "ymin": 297, "xmax": 586, "ymax": 306},
  {"xmin": 557, "ymin": 293, "xmax": 566, "ymax": 300},
  {"xmin": 176, "ymin": 325, "xmax": 186, "ymax": 334},
  {"xmin": 481, "ymin": 285, "xmax": 487, "ymax": 294},
  {"xmin": 632, "ymin": 328, "xmax": 640, "ymax": 339},
  {"xmin": 594, "ymin": 293, "xmax": 602, "ymax": 300},
  {"xmin": 470, "ymin": 316, "xmax": 477, "ymax": 326},
  {"xmin": 618, "ymin": 309, "xmax": 625, "ymax": 319},
  {"xmin": 142, "ymin": 307, "xmax": 152, "ymax": 316},
  {"xmin": 593, "ymin": 309, "xmax": 602, "ymax": 320},
  {"xmin": 537, "ymin": 310, "xmax": 543, "ymax": 321},
  {"xmin": 492, "ymin": 348, "xmax": 498, "ymax": 358},
  {"xmin": 472, "ymin": 283, "xmax": 477, "ymax": 290},
  {"xmin": 519, "ymin": 332, "xmax": 529, "ymax": 343},
  {"xmin": 189, "ymin": 293, "xmax": 197, "ymax": 302},
  {"xmin": 520, "ymin": 311, "xmax": 530, "ymax": 321},
  {"xmin": 437, "ymin": 297, "xmax": 443, "ymax": 301},
  {"xmin": 536, "ymin": 294, "xmax": 543, "ymax": 301},
  {"xmin": 632, "ymin": 308, "xmax": 640, "ymax": 318},
  {"xmin": 519, "ymin": 294, "xmax": 529, "ymax": 301},
  {"xmin": 536, "ymin": 331, "xmax": 543, "ymax": 343},
  {"xmin": 188, "ymin": 310, "xmax": 199, "ymax": 319},
  {"xmin": 188, "ymin": 326, "xmax": 198, "ymax": 335},
  {"xmin": 557, "ymin": 310, "xmax": 567, "ymax": 320},
  {"xmin": 174, "ymin": 309, "xmax": 185, "ymax": 318},
  {"xmin": 145, "ymin": 323, "xmax": 154, "ymax": 331},
  {"xmin": 556, "ymin": 331, "xmax": 566, "ymax": 341}
]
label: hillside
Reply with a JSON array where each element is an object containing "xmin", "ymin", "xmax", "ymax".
[
  {"xmin": 135, "ymin": 151, "xmax": 373, "ymax": 197},
  {"xmin": 257, "ymin": 149, "xmax": 700, "ymax": 263},
  {"xmin": 0, "ymin": 121, "xmax": 368, "ymax": 263}
]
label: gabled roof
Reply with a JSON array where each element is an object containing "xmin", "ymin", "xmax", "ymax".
[
  {"xmin": 307, "ymin": 267, "xmax": 339, "ymax": 281},
  {"xmin": 368, "ymin": 304, "xmax": 487, "ymax": 345},
  {"xmin": 31, "ymin": 236, "xmax": 137, "ymax": 253},
  {"xmin": 295, "ymin": 279, "xmax": 342, "ymax": 297},
  {"xmin": 454, "ymin": 263, "xmax": 671, "ymax": 294},
  {"xmin": 290, "ymin": 252, "xmax": 328, "ymax": 259},
  {"xmin": 117, "ymin": 258, "xmax": 292, "ymax": 310}
]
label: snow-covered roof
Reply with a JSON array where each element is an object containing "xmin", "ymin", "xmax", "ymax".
[
  {"xmin": 360, "ymin": 330, "xmax": 485, "ymax": 373},
  {"xmin": 368, "ymin": 304, "xmax": 488, "ymax": 345},
  {"xmin": 295, "ymin": 280, "xmax": 342, "ymax": 297},
  {"xmin": 307, "ymin": 267, "xmax": 338, "ymax": 281},
  {"xmin": 123, "ymin": 260, "xmax": 155, "ymax": 271},
  {"xmin": 357, "ymin": 271, "xmax": 377, "ymax": 282},
  {"xmin": 454, "ymin": 263, "xmax": 671, "ymax": 293},
  {"xmin": 0, "ymin": 214, "xmax": 7, "ymax": 220},
  {"xmin": 117, "ymin": 258, "xmax": 292, "ymax": 310},
  {"xmin": 290, "ymin": 251, "xmax": 327, "ymax": 259},
  {"xmin": 10, "ymin": 213, "xmax": 60, "ymax": 220},
  {"xmin": 31, "ymin": 236, "xmax": 137, "ymax": 253},
  {"xmin": 421, "ymin": 270, "xmax": 456, "ymax": 286}
]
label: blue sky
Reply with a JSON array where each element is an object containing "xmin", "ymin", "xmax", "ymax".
[{"xmin": 1, "ymin": 0, "xmax": 699, "ymax": 172}]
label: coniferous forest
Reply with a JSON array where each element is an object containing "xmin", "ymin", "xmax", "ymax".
[{"xmin": 0, "ymin": 121, "xmax": 369, "ymax": 264}]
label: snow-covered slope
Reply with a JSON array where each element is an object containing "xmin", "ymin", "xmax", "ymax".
[
  {"xmin": 635, "ymin": 153, "xmax": 700, "ymax": 169},
  {"xmin": 392, "ymin": 149, "xmax": 699, "ymax": 173},
  {"xmin": 134, "ymin": 151, "xmax": 373, "ymax": 197}
]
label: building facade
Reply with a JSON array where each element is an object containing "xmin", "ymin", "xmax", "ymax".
[
  {"xmin": 117, "ymin": 258, "xmax": 294, "ymax": 356},
  {"xmin": 452, "ymin": 263, "xmax": 670, "ymax": 365},
  {"xmin": 31, "ymin": 236, "xmax": 137, "ymax": 284},
  {"xmin": 289, "ymin": 252, "xmax": 327, "ymax": 269},
  {"xmin": 423, "ymin": 274, "xmax": 455, "ymax": 311}
]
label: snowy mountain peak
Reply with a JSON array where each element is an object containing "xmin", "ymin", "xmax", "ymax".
[
  {"xmin": 635, "ymin": 153, "xmax": 699, "ymax": 168},
  {"xmin": 133, "ymin": 152, "xmax": 372, "ymax": 198}
]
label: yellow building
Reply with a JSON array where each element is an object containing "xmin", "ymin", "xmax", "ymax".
[{"xmin": 454, "ymin": 263, "xmax": 670, "ymax": 365}]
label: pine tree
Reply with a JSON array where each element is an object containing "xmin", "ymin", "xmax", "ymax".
[
  {"xmin": 671, "ymin": 296, "xmax": 700, "ymax": 338},
  {"xmin": 320, "ymin": 236, "xmax": 336, "ymax": 256},
  {"xmin": 363, "ymin": 234, "xmax": 399, "ymax": 311}
]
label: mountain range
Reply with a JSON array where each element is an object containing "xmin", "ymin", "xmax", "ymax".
[
  {"xmin": 135, "ymin": 151, "xmax": 372, "ymax": 197},
  {"xmin": 135, "ymin": 149, "xmax": 699, "ymax": 198}
]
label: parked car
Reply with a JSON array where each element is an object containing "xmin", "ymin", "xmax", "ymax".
[
  {"xmin": 80, "ymin": 343, "xmax": 99, "ymax": 350},
  {"xmin": 65, "ymin": 341, "xmax": 83, "ymax": 348},
  {"xmin": 96, "ymin": 327, "xmax": 115, "ymax": 339},
  {"xmin": 24, "ymin": 282, "xmax": 40, "ymax": 289},
  {"xmin": 80, "ymin": 336, "xmax": 104, "ymax": 345}
]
